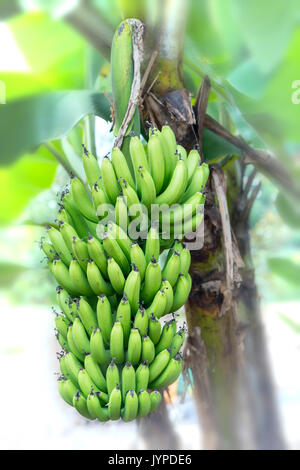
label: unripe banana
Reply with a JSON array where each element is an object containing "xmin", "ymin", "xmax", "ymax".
[
  {"xmin": 137, "ymin": 390, "xmax": 151, "ymax": 418},
  {"xmin": 102, "ymin": 231, "xmax": 130, "ymax": 276},
  {"xmin": 87, "ymin": 392, "xmax": 110, "ymax": 421},
  {"xmin": 129, "ymin": 136, "xmax": 149, "ymax": 193},
  {"xmin": 87, "ymin": 236, "xmax": 108, "ymax": 279},
  {"xmin": 115, "ymin": 195, "xmax": 129, "ymax": 232},
  {"xmin": 150, "ymin": 390, "xmax": 162, "ymax": 412},
  {"xmin": 155, "ymin": 159, "xmax": 188, "ymax": 206},
  {"xmin": 55, "ymin": 314, "xmax": 70, "ymax": 339},
  {"xmin": 148, "ymin": 132, "xmax": 165, "ymax": 194},
  {"xmin": 90, "ymin": 328, "xmax": 111, "ymax": 365},
  {"xmin": 58, "ymin": 221, "xmax": 78, "ymax": 253},
  {"xmin": 149, "ymin": 354, "xmax": 182, "ymax": 389},
  {"xmin": 179, "ymin": 248, "xmax": 191, "ymax": 275},
  {"xmin": 186, "ymin": 149, "xmax": 201, "ymax": 185},
  {"xmin": 69, "ymin": 259, "xmax": 93, "ymax": 296},
  {"xmin": 56, "ymin": 207, "xmax": 71, "ymax": 225},
  {"xmin": 116, "ymin": 295, "xmax": 131, "ymax": 348},
  {"xmin": 170, "ymin": 328, "xmax": 186, "ymax": 358},
  {"xmin": 58, "ymin": 377, "xmax": 74, "ymax": 406},
  {"xmin": 136, "ymin": 166, "xmax": 156, "ymax": 211},
  {"xmin": 123, "ymin": 265, "xmax": 141, "ymax": 315},
  {"xmin": 162, "ymin": 250, "xmax": 181, "ymax": 287},
  {"xmin": 59, "ymin": 353, "xmax": 69, "ymax": 379},
  {"xmin": 180, "ymin": 165, "xmax": 206, "ymax": 203},
  {"xmin": 91, "ymin": 183, "xmax": 110, "ymax": 213},
  {"xmin": 158, "ymin": 127, "xmax": 176, "ymax": 188},
  {"xmin": 87, "ymin": 259, "xmax": 114, "ymax": 296},
  {"xmin": 67, "ymin": 325, "xmax": 85, "ymax": 362},
  {"xmin": 72, "ymin": 236, "xmax": 89, "ymax": 271},
  {"xmin": 109, "ymin": 386, "xmax": 122, "ymax": 420},
  {"xmin": 47, "ymin": 226, "xmax": 72, "ymax": 266},
  {"xmin": 144, "ymin": 226, "xmax": 160, "ymax": 265},
  {"xmin": 72, "ymin": 317, "xmax": 91, "ymax": 355},
  {"xmin": 101, "ymin": 156, "xmax": 120, "ymax": 205},
  {"xmin": 121, "ymin": 362, "xmax": 136, "ymax": 402},
  {"xmin": 84, "ymin": 354, "xmax": 107, "ymax": 392},
  {"xmin": 82, "ymin": 147, "xmax": 101, "ymax": 188},
  {"xmin": 176, "ymin": 145, "xmax": 187, "ymax": 162},
  {"xmin": 119, "ymin": 178, "xmax": 141, "ymax": 210},
  {"xmin": 127, "ymin": 328, "xmax": 142, "ymax": 366},
  {"xmin": 76, "ymin": 297, "xmax": 98, "ymax": 337},
  {"xmin": 148, "ymin": 314, "xmax": 161, "ymax": 345},
  {"xmin": 146, "ymin": 289, "xmax": 167, "ymax": 320},
  {"xmin": 161, "ymin": 278, "xmax": 174, "ymax": 315},
  {"xmin": 133, "ymin": 306, "xmax": 148, "ymax": 337},
  {"xmin": 110, "ymin": 321, "xmax": 124, "ymax": 364},
  {"xmin": 107, "ymin": 222, "xmax": 132, "ymax": 261},
  {"xmin": 61, "ymin": 191, "xmax": 90, "ymax": 239},
  {"xmin": 41, "ymin": 240, "xmax": 56, "ymax": 261},
  {"xmin": 136, "ymin": 361, "xmax": 150, "ymax": 393},
  {"xmin": 64, "ymin": 352, "xmax": 82, "ymax": 388},
  {"xmin": 52, "ymin": 258, "xmax": 78, "ymax": 296},
  {"xmin": 71, "ymin": 176, "xmax": 98, "ymax": 223},
  {"xmin": 111, "ymin": 147, "xmax": 135, "ymax": 189},
  {"xmin": 106, "ymin": 361, "xmax": 120, "ymax": 396},
  {"xmin": 141, "ymin": 335, "xmax": 155, "ymax": 364},
  {"xmin": 107, "ymin": 257, "xmax": 125, "ymax": 294},
  {"xmin": 130, "ymin": 242, "xmax": 146, "ymax": 281},
  {"xmin": 96, "ymin": 294, "xmax": 113, "ymax": 345},
  {"xmin": 73, "ymin": 391, "xmax": 95, "ymax": 420},
  {"xmin": 155, "ymin": 320, "xmax": 176, "ymax": 355},
  {"xmin": 149, "ymin": 348, "xmax": 171, "ymax": 383},
  {"xmin": 141, "ymin": 257, "xmax": 162, "ymax": 306},
  {"xmin": 172, "ymin": 274, "xmax": 191, "ymax": 312},
  {"xmin": 121, "ymin": 390, "xmax": 138, "ymax": 422}
]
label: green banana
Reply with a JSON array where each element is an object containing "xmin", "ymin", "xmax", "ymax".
[
  {"xmin": 101, "ymin": 156, "xmax": 120, "ymax": 205},
  {"xmin": 155, "ymin": 159, "xmax": 188, "ymax": 206},
  {"xmin": 149, "ymin": 348, "xmax": 171, "ymax": 383},
  {"xmin": 78, "ymin": 368, "xmax": 100, "ymax": 398},
  {"xmin": 141, "ymin": 257, "xmax": 162, "ymax": 305},
  {"xmin": 149, "ymin": 390, "xmax": 162, "ymax": 412},
  {"xmin": 146, "ymin": 289, "xmax": 167, "ymax": 320},
  {"xmin": 102, "ymin": 231, "xmax": 130, "ymax": 276},
  {"xmin": 55, "ymin": 314, "xmax": 70, "ymax": 339},
  {"xmin": 58, "ymin": 377, "xmax": 76, "ymax": 406},
  {"xmin": 136, "ymin": 166, "xmax": 156, "ymax": 211},
  {"xmin": 148, "ymin": 132, "xmax": 165, "ymax": 194},
  {"xmin": 186, "ymin": 149, "xmax": 201, "ymax": 184},
  {"xmin": 130, "ymin": 242, "xmax": 146, "ymax": 281},
  {"xmin": 111, "ymin": 147, "xmax": 135, "ymax": 188},
  {"xmin": 162, "ymin": 250, "xmax": 181, "ymax": 287},
  {"xmin": 64, "ymin": 352, "xmax": 81, "ymax": 387},
  {"xmin": 110, "ymin": 321, "xmax": 124, "ymax": 364},
  {"xmin": 129, "ymin": 136, "xmax": 149, "ymax": 192},
  {"xmin": 155, "ymin": 320, "xmax": 176, "ymax": 355},
  {"xmin": 61, "ymin": 191, "xmax": 90, "ymax": 239},
  {"xmin": 91, "ymin": 183, "xmax": 110, "ymax": 213},
  {"xmin": 123, "ymin": 265, "xmax": 141, "ymax": 315},
  {"xmin": 107, "ymin": 222, "xmax": 132, "ymax": 261},
  {"xmin": 107, "ymin": 257, "xmax": 125, "ymax": 294},
  {"xmin": 141, "ymin": 335, "xmax": 155, "ymax": 364},
  {"xmin": 87, "ymin": 260, "xmax": 114, "ymax": 296},
  {"xmin": 121, "ymin": 362, "xmax": 136, "ymax": 402},
  {"xmin": 175, "ymin": 145, "xmax": 187, "ymax": 162},
  {"xmin": 106, "ymin": 361, "xmax": 120, "ymax": 396},
  {"xmin": 148, "ymin": 314, "xmax": 161, "ymax": 345},
  {"xmin": 52, "ymin": 258, "xmax": 78, "ymax": 296},
  {"xmin": 72, "ymin": 317, "xmax": 91, "ymax": 355},
  {"xmin": 180, "ymin": 165, "xmax": 205, "ymax": 203},
  {"xmin": 84, "ymin": 354, "xmax": 107, "ymax": 392},
  {"xmin": 66, "ymin": 326, "xmax": 85, "ymax": 362},
  {"xmin": 136, "ymin": 361, "xmax": 149, "ymax": 393},
  {"xmin": 116, "ymin": 295, "xmax": 131, "ymax": 348},
  {"xmin": 76, "ymin": 297, "xmax": 98, "ymax": 337},
  {"xmin": 90, "ymin": 328, "xmax": 111, "ymax": 365},
  {"xmin": 73, "ymin": 391, "xmax": 95, "ymax": 420},
  {"xmin": 161, "ymin": 278, "xmax": 174, "ymax": 315},
  {"xmin": 87, "ymin": 236, "xmax": 108, "ymax": 279},
  {"xmin": 115, "ymin": 195, "xmax": 129, "ymax": 232},
  {"xmin": 41, "ymin": 240, "xmax": 56, "ymax": 261},
  {"xmin": 71, "ymin": 176, "xmax": 98, "ymax": 223},
  {"xmin": 133, "ymin": 306, "xmax": 148, "ymax": 337},
  {"xmin": 82, "ymin": 148, "xmax": 101, "ymax": 187},
  {"xmin": 108, "ymin": 386, "xmax": 122, "ymax": 420},
  {"xmin": 179, "ymin": 248, "xmax": 191, "ymax": 275},
  {"xmin": 87, "ymin": 392, "xmax": 109, "ymax": 422},
  {"xmin": 127, "ymin": 328, "xmax": 142, "ymax": 366},
  {"xmin": 47, "ymin": 226, "xmax": 72, "ymax": 266},
  {"xmin": 170, "ymin": 328, "xmax": 186, "ymax": 358},
  {"xmin": 72, "ymin": 236, "xmax": 89, "ymax": 271},
  {"xmin": 121, "ymin": 390, "xmax": 138, "ymax": 422},
  {"xmin": 137, "ymin": 390, "xmax": 151, "ymax": 418},
  {"xmin": 144, "ymin": 226, "xmax": 160, "ymax": 265},
  {"xmin": 172, "ymin": 274, "xmax": 191, "ymax": 312},
  {"xmin": 69, "ymin": 259, "xmax": 93, "ymax": 296},
  {"xmin": 59, "ymin": 221, "xmax": 78, "ymax": 252},
  {"xmin": 149, "ymin": 354, "xmax": 182, "ymax": 389},
  {"xmin": 96, "ymin": 294, "xmax": 113, "ymax": 345}
]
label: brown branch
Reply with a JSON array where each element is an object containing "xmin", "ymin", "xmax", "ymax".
[
  {"xmin": 203, "ymin": 114, "xmax": 300, "ymax": 198},
  {"xmin": 195, "ymin": 76, "xmax": 211, "ymax": 159},
  {"xmin": 244, "ymin": 182, "xmax": 262, "ymax": 221}
]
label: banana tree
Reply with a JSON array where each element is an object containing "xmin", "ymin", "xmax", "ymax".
[{"xmin": 1, "ymin": 0, "xmax": 299, "ymax": 449}]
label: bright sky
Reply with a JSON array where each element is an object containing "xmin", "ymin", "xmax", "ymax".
[{"xmin": 0, "ymin": 23, "xmax": 29, "ymax": 71}]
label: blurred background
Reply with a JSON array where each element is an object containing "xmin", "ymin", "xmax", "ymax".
[{"xmin": 0, "ymin": 0, "xmax": 300, "ymax": 450}]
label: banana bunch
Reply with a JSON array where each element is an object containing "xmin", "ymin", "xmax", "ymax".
[{"xmin": 42, "ymin": 129, "xmax": 209, "ymax": 422}]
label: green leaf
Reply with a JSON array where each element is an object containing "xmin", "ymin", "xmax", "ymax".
[
  {"xmin": 202, "ymin": 129, "xmax": 242, "ymax": 162},
  {"xmin": 0, "ymin": 151, "xmax": 57, "ymax": 225},
  {"xmin": 267, "ymin": 257, "xmax": 300, "ymax": 287},
  {"xmin": 275, "ymin": 193, "xmax": 300, "ymax": 229},
  {"xmin": 0, "ymin": 90, "xmax": 111, "ymax": 166}
]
